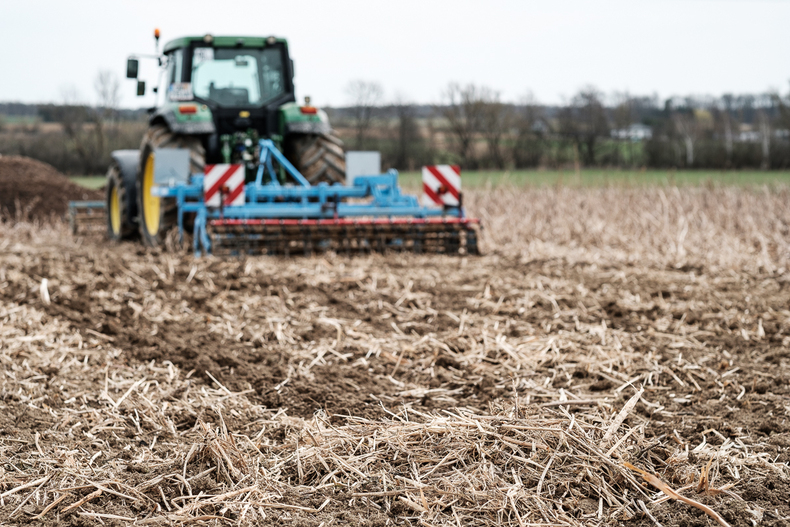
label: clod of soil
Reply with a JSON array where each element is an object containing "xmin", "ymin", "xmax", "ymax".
[{"xmin": 0, "ymin": 155, "xmax": 102, "ymax": 221}]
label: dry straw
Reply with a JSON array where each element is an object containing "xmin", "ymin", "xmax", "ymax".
[{"xmin": 1, "ymin": 184, "xmax": 789, "ymax": 525}]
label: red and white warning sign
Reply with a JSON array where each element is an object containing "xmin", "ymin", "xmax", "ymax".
[
  {"xmin": 421, "ymin": 165, "xmax": 461, "ymax": 207},
  {"xmin": 203, "ymin": 164, "xmax": 245, "ymax": 207}
]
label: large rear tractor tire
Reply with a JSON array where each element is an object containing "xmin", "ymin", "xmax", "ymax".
[
  {"xmin": 287, "ymin": 133, "xmax": 346, "ymax": 185},
  {"xmin": 136, "ymin": 124, "xmax": 205, "ymax": 247},
  {"xmin": 106, "ymin": 162, "xmax": 137, "ymax": 241}
]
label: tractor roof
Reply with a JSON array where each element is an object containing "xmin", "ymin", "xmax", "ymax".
[{"xmin": 163, "ymin": 35, "xmax": 287, "ymax": 53}]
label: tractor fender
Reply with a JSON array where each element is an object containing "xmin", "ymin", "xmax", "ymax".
[
  {"xmin": 111, "ymin": 150, "xmax": 140, "ymax": 181},
  {"xmin": 285, "ymin": 121, "xmax": 331, "ymax": 135},
  {"xmin": 149, "ymin": 106, "xmax": 216, "ymax": 135},
  {"xmin": 110, "ymin": 149, "xmax": 140, "ymax": 223},
  {"xmin": 279, "ymin": 102, "xmax": 331, "ymax": 136}
]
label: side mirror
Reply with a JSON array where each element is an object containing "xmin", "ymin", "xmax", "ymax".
[
  {"xmin": 290, "ymin": 59, "xmax": 295, "ymax": 79},
  {"xmin": 127, "ymin": 58, "xmax": 139, "ymax": 79},
  {"xmin": 136, "ymin": 81, "xmax": 146, "ymax": 96}
]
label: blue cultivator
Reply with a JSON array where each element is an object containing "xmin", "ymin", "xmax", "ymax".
[{"xmin": 151, "ymin": 140, "xmax": 480, "ymax": 256}]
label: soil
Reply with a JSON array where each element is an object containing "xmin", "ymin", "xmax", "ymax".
[
  {"xmin": 0, "ymin": 155, "xmax": 102, "ymax": 221},
  {"xmin": 1, "ymin": 184, "xmax": 789, "ymax": 525}
]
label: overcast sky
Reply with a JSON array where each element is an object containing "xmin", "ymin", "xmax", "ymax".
[{"xmin": 1, "ymin": 0, "xmax": 788, "ymax": 108}]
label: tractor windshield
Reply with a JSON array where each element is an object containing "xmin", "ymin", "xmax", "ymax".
[{"xmin": 191, "ymin": 47, "xmax": 285, "ymax": 107}]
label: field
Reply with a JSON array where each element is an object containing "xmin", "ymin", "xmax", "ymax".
[
  {"xmin": 2, "ymin": 185, "xmax": 790, "ymax": 526},
  {"xmin": 68, "ymin": 177, "xmax": 107, "ymax": 190},
  {"xmin": 397, "ymin": 169, "xmax": 790, "ymax": 190}
]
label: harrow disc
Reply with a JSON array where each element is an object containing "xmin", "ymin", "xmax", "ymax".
[{"xmin": 207, "ymin": 217, "xmax": 481, "ymax": 256}]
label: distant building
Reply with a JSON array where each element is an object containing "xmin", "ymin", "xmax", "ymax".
[
  {"xmin": 611, "ymin": 123, "xmax": 653, "ymax": 141},
  {"xmin": 734, "ymin": 128, "xmax": 788, "ymax": 142},
  {"xmin": 737, "ymin": 130, "xmax": 761, "ymax": 143}
]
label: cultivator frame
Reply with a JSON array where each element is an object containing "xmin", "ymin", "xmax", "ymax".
[
  {"xmin": 150, "ymin": 139, "xmax": 480, "ymax": 256},
  {"xmin": 68, "ymin": 201, "xmax": 106, "ymax": 235}
]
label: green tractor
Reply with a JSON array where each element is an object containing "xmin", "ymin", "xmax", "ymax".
[{"xmin": 109, "ymin": 31, "xmax": 346, "ymax": 245}]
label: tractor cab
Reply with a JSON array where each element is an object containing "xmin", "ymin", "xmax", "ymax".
[
  {"xmin": 160, "ymin": 36, "xmax": 295, "ymax": 140},
  {"xmin": 127, "ymin": 34, "xmax": 334, "ymax": 170}
]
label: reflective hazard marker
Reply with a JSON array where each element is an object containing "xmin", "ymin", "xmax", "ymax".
[
  {"xmin": 204, "ymin": 164, "xmax": 245, "ymax": 207},
  {"xmin": 421, "ymin": 165, "xmax": 461, "ymax": 207}
]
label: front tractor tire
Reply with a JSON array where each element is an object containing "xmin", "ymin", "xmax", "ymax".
[
  {"xmin": 287, "ymin": 133, "xmax": 346, "ymax": 185},
  {"xmin": 106, "ymin": 161, "xmax": 137, "ymax": 241},
  {"xmin": 136, "ymin": 124, "xmax": 205, "ymax": 246}
]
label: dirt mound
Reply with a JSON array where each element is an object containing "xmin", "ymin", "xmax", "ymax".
[{"xmin": 0, "ymin": 155, "xmax": 103, "ymax": 221}]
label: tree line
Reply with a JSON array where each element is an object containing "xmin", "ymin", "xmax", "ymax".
[
  {"xmin": 0, "ymin": 71, "xmax": 146, "ymax": 174},
  {"xmin": 331, "ymin": 82, "xmax": 790, "ymax": 171},
  {"xmin": 2, "ymin": 76, "xmax": 790, "ymax": 175}
]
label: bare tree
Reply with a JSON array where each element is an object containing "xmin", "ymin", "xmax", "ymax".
[
  {"xmin": 389, "ymin": 95, "xmax": 424, "ymax": 170},
  {"xmin": 672, "ymin": 111, "xmax": 699, "ymax": 166},
  {"xmin": 479, "ymin": 91, "xmax": 509, "ymax": 169},
  {"xmin": 559, "ymin": 87, "xmax": 608, "ymax": 166},
  {"xmin": 95, "ymin": 69, "xmax": 120, "ymax": 126},
  {"xmin": 773, "ymin": 87, "xmax": 790, "ymax": 130},
  {"xmin": 91, "ymin": 69, "xmax": 121, "ymax": 157},
  {"xmin": 345, "ymin": 80, "xmax": 383, "ymax": 150},
  {"xmin": 511, "ymin": 93, "xmax": 545, "ymax": 168},
  {"xmin": 612, "ymin": 92, "xmax": 636, "ymax": 165},
  {"xmin": 59, "ymin": 85, "xmax": 94, "ymax": 172},
  {"xmin": 441, "ymin": 83, "xmax": 491, "ymax": 168},
  {"xmin": 721, "ymin": 94, "xmax": 735, "ymax": 164},
  {"xmin": 757, "ymin": 110, "xmax": 771, "ymax": 170},
  {"xmin": 612, "ymin": 92, "xmax": 635, "ymax": 131},
  {"xmin": 57, "ymin": 78, "xmax": 117, "ymax": 174}
]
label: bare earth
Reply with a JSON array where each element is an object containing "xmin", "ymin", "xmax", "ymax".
[{"xmin": 1, "ymin": 186, "xmax": 789, "ymax": 526}]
